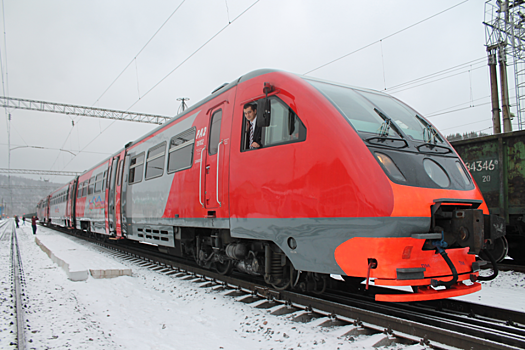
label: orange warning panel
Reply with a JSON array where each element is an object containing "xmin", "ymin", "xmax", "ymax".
[{"xmin": 375, "ymin": 282, "xmax": 481, "ymax": 302}]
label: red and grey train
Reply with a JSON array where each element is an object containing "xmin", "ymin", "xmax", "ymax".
[{"xmin": 36, "ymin": 69, "xmax": 504, "ymax": 302}]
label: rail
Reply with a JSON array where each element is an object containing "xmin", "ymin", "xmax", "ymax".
[
  {"xmin": 50, "ymin": 224, "xmax": 525, "ymax": 350},
  {"xmin": 10, "ymin": 221, "xmax": 26, "ymax": 350}
]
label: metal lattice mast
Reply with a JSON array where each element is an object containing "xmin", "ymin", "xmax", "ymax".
[
  {"xmin": 484, "ymin": 0, "xmax": 525, "ymax": 131},
  {"xmin": 0, "ymin": 96, "xmax": 172, "ymax": 125}
]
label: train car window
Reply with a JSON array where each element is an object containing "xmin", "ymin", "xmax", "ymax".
[
  {"xmin": 129, "ymin": 153, "xmax": 145, "ymax": 184},
  {"xmin": 102, "ymin": 170, "xmax": 107, "ymax": 190},
  {"xmin": 94, "ymin": 173, "xmax": 103, "ymax": 193},
  {"xmin": 167, "ymin": 128, "xmax": 196, "ymax": 174},
  {"xmin": 117, "ymin": 160, "xmax": 124, "ymax": 186},
  {"xmin": 208, "ymin": 110, "xmax": 222, "ymax": 155},
  {"xmin": 242, "ymin": 97, "xmax": 306, "ymax": 151},
  {"xmin": 82, "ymin": 181, "xmax": 88, "ymax": 197},
  {"xmin": 145, "ymin": 142, "xmax": 167, "ymax": 180},
  {"xmin": 77, "ymin": 185, "xmax": 81, "ymax": 198},
  {"xmin": 88, "ymin": 177, "xmax": 95, "ymax": 195}
]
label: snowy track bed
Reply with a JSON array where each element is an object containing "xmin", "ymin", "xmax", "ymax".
[
  {"xmin": 0, "ymin": 220, "xmax": 17, "ymax": 349},
  {"xmin": 3, "ymin": 224, "xmax": 417, "ymax": 350},
  {"xmin": 3, "ymin": 221, "xmax": 525, "ymax": 349}
]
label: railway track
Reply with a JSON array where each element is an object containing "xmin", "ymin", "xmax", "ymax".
[
  {"xmin": 49, "ymin": 225, "xmax": 525, "ymax": 350},
  {"xmin": 0, "ymin": 220, "xmax": 28, "ymax": 350}
]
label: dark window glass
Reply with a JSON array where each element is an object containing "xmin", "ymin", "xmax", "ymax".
[
  {"xmin": 117, "ymin": 160, "xmax": 124, "ymax": 186},
  {"xmin": 209, "ymin": 110, "xmax": 222, "ymax": 155},
  {"xmin": 242, "ymin": 97, "xmax": 306, "ymax": 151},
  {"xmin": 88, "ymin": 177, "xmax": 95, "ymax": 195},
  {"xmin": 82, "ymin": 181, "xmax": 88, "ymax": 197},
  {"xmin": 129, "ymin": 153, "xmax": 144, "ymax": 184},
  {"xmin": 168, "ymin": 128, "xmax": 196, "ymax": 173},
  {"xmin": 94, "ymin": 173, "xmax": 103, "ymax": 193},
  {"xmin": 263, "ymin": 97, "xmax": 306, "ymax": 147},
  {"xmin": 102, "ymin": 170, "xmax": 107, "ymax": 190},
  {"xmin": 145, "ymin": 142, "xmax": 166, "ymax": 180},
  {"xmin": 77, "ymin": 184, "xmax": 82, "ymax": 198}
]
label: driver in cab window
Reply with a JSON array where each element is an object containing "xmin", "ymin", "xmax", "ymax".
[{"xmin": 244, "ymin": 103, "xmax": 262, "ymax": 150}]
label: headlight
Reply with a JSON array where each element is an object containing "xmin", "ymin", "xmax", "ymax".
[
  {"xmin": 424, "ymin": 159, "xmax": 450, "ymax": 187},
  {"xmin": 375, "ymin": 153, "xmax": 406, "ymax": 182},
  {"xmin": 455, "ymin": 161, "xmax": 471, "ymax": 186}
]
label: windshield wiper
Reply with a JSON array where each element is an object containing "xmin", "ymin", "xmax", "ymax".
[
  {"xmin": 374, "ymin": 108, "xmax": 404, "ymax": 138},
  {"xmin": 416, "ymin": 114, "xmax": 443, "ymax": 144}
]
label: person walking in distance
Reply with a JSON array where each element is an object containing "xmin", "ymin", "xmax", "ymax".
[
  {"xmin": 31, "ymin": 215, "xmax": 38, "ymax": 235},
  {"xmin": 14, "ymin": 215, "xmax": 19, "ymax": 228}
]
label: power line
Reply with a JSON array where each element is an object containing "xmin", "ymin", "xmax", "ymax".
[
  {"xmin": 56, "ymin": 0, "xmax": 262, "ymax": 179},
  {"xmin": 387, "ymin": 64, "xmax": 486, "ymax": 94},
  {"xmin": 303, "ymin": 0, "xmax": 470, "ymax": 75},
  {"xmin": 127, "ymin": 0, "xmax": 260, "ymax": 110},
  {"xmin": 92, "ymin": 0, "xmax": 187, "ymax": 106},
  {"xmin": 386, "ymin": 57, "xmax": 486, "ymax": 92},
  {"xmin": 440, "ymin": 118, "xmax": 491, "ymax": 131}
]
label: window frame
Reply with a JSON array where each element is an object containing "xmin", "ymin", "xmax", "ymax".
[
  {"xmin": 167, "ymin": 127, "xmax": 196, "ymax": 174},
  {"xmin": 88, "ymin": 177, "xmax": 95, "ymax": 195},
  {"xmin": 208, "ymin": 109, "xmax": 222, "ymax": 156},
  {"xmin": 129, "ymin": 152, "xmax": 145, "ymax": 184},
  {"xmin": 145, "ymin": 142, "xmax": 167, "ymax": 181},
  {"xmin": 81, "ymin": 181, "xmax": 88, "ymax": 197},
  {"xmin": 241, "ymin": 96, "xmax": 307, "ymax": 152},
  {"xmin": 94, "ymin": 173, "xmax": 103, "ymax": 193},
  {"xmin": 102, "ymin": 170, "xmax": 107, "ymax": 190}
]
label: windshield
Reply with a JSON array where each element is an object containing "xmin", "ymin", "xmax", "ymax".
[{"xmin": 307, "ymin": 80, "xmax": 444, "ymax": 144}]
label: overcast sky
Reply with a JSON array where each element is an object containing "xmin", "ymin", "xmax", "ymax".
[{"xmin": 0, "ymin": 0, "xmax": 507, "ymax": 183}]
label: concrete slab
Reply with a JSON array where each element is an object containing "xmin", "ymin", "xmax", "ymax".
[{"xmin": 35, "ymin": 233, "xmax": 131, "ymax": 281}]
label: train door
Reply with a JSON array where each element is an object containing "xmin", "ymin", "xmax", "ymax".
[
  {"xmin": 203, "ymin": 100, "xmax": 232, "ymax": 212},
  {"xmin": 107, "ymin": 155, "xmax": 120, "ymax": 233},
  {"xmin": 70, "ymin": 178, "xmax": 78, "ymax": 229},
  {"xmin": 114, "ymin": 150, "xmax": 126, "ymax": 237}
]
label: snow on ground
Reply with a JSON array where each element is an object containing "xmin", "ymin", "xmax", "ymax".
[{"xmin": 1, "ymin": 220, "xmax": 524, "ymax": 349}]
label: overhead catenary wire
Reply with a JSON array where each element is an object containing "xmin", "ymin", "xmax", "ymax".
[
  {"xmin": 126, "ymin": 0, "xmax": 261, "ymax": 111},
  {"xmin": 386, "ymin": 57, "xmax": 486, "ymax": 92},
  {"xmin": 55, "ymin": 0, "xmax": 261, "ymax": 178},
  {"xmin": 303, "ymin": 0, "xmax": 470, "ymax": 76},
  {"xmin": 92, "ymin": 0, "xmax": 187, "ymax": 107},
  {"xmin": 387, "ymin": 63, "xmax": 486, "ymax": 94}
]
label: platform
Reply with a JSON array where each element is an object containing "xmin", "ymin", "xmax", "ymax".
[{"xmin": 35, "ymin": 231, "xmax": 131, "ymax": 281}]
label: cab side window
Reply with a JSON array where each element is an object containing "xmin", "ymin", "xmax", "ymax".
[
  {"xmin": 264, "ymin": 97, "xmax": 306, "ymax": 147},
  {"xmin": 242, "ymin": 96, "xmax": 306, "ymax": 151}
]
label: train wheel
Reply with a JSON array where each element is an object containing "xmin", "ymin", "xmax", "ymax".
[
  {"xmin": 486, "ymin": 236, "xmax": 509, "ymax": 263},
  {"xmin": 214, "ymin": 259, "xmax": 233, "ymax": 275}
]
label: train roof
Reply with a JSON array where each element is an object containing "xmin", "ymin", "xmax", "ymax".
[{"xmin": 71, "ymin": 68, "xmax": 401, "ymax": 179}]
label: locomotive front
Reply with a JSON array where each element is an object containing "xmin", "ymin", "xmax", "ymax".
[{"xmin": 307, "ymin": 79, "xmax": 504, "ymax": 302}]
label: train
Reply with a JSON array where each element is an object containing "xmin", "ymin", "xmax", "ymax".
[
  {"xmin": 36, "ymin": 69, "xmax": 504, "ymax": 302},
  {"xmin": 452, "ymin": 130, "xmax": 525, "ymax": 264}
]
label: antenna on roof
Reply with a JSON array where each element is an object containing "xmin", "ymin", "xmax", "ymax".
[{"xmin": 177, "ymin": 97, "xmax": 190, "ymax": 114}]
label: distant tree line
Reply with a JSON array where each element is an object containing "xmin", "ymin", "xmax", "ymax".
[{"xmin": 446, "ymin": 131, "xmax": 490, "ymax": 142}]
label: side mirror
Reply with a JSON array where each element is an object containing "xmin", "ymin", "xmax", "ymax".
[
  {"xmin": 258, "ymin": 82, "xmax": 274, "ymax": 127},
  {"xmin": 263, "ymin": 82, "xmax": 274, "ymax": 95}
]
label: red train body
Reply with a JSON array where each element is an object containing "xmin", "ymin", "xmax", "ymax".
[{"xmin": 37, "ymin": 69, "xmax": 503, "ymax": 302}]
